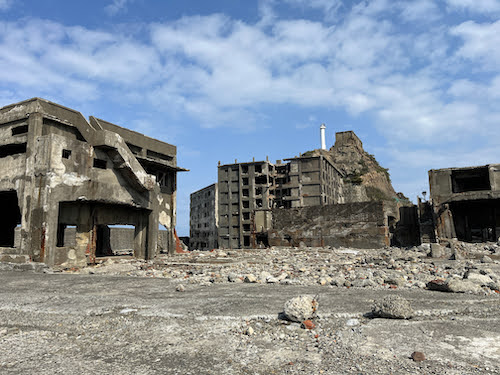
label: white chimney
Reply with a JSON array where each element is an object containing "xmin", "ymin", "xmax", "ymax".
[{"xmin": 320, "ymin": 123, "xmax": 326, "ymax": 150}]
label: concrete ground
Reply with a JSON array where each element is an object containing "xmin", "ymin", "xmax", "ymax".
[{"xmin": 0, "ymin": 269, "xmax": 499, "ymax": 374}]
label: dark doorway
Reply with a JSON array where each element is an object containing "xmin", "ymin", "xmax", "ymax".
[
  {"xmin": 0, "ymin": 191, "xmax": 21, "ymax": 247},
  {"xmin": 450, "ymin": 199, "xmax": 500, "ymax": 242}
]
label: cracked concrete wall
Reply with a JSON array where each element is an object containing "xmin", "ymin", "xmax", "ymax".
[
  {"xmin": 269, "ymin": 201, "xmax": 393, "ymax": 249},
  {"xmin": 0, "ymin": 98, "xmax": 184, "ymax": 265}
]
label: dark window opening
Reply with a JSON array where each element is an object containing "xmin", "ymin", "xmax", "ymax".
[
  {"xmin": 255, "ymin": 165, "xmax": 262, "ymax": 173},
  {"xmin": 242, "ymin": 177, "xmax": 249, "ymax": 185},
  {"xmin": 146, "ymin": 149, "xmax": 173, "ymax": 162},
  {"xmin": 452, "ymin": 167, "xmax": 490, "ymax": 193},
  {"xmin": 62, "ymin": 149, "xmax": 72, "ymax": 159},
  {"xmin": 243, "ymin": 212, "xmax": 250, "ymax": 220},
  {"xmin": 242, "ymin": 189, "xmax": 249, "ymax": 197},
  {"xmin": 242, "ymin": 200, "xmax": 250, "ymax": 209},
  {"xmin": 255, "ymin": 175, "xmax": 267, "ymax": 184},
  {"xmin": 256, "ymin": 199, "xmax": 263, "ymax": 207},
  {"xmin": 0, "ymin": 191, "xmax": 22, "ymax": 247},
  {"xmin": 243, "ymin": 224, "xmax": 251, "ymax": 232},
  {"xmin": 126, "ymin": 142, "xmax": 142, "ymax": 155},
  {"xmin": 242, "ymin": 165, "xmax": 249, "ymax": 173},
  {"xmin": 93, "ymin": 158, "xmax": 107, "ymax": 169},
  {"xmin": 255, "ymin": 187, "xmax": 263, "ymax": 196},
  {"xmin": 243, "ymin": 236, "xmax": 250, "ymax": 247},
  {"xmin": 11, "ymin": 124, "xmax": 28, "ymax": 135},
  {"xmin": 0, "ymin": 143, "xmax": 27, "ymax": 158}
]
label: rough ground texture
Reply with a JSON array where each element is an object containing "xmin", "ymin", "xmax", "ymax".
[{"xmin": 1, "ymin": 243, "xmax": 500, "ymax": 374}]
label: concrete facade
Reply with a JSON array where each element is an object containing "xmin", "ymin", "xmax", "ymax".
[
  {"xmin": 217, "ymin": 161, "xmax": 275, "ymax": 249},
  {"xmin": 429, "ymin": 164, "xmax": 500, "ymax": 242},
  {"xmin": 189, "ymin": 183, "xmax": 218, "ymax": 250},
  {"xmin": 268, "ymin": 201, "xmax": 396, "ymax": 249},
  {"xmin": 0, "ymin": 98, "xmax": 185, "ymax": 266}
]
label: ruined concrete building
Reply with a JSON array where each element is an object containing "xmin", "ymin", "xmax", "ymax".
[
  {"xmin": 0, "ymin": 98, "xmax": 186, "ymax": 266},
  {"xmin": 207, "ymin": 129, "xmax": 413, "ymax": 249},
  {"xmin": 429, "ymin": 164, "xmax": 500, "ymax": 243},
  {"xmin": 189, "ymin": 183, "xmax": 218, "ymax": 250}
]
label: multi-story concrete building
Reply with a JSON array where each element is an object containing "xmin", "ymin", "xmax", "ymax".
[
  {"xmin": 189, "ymin": 183, "xmax": 218, "ymax": 250},
  {"xmin": 0, "ymin": 98, "xmax": 186, "ymax": 266},
  {"xmin": 429, "ymin": 164, "xmax": 500, "ymax": 242},
  {"xmin": 217, "ymin": 160, "xmax": 275, "ymax": 249},
  {"xmin": 216, "ymin": 150, "xmax": 346, "ymax": 248},
  {"xmin": 279, "ymin": 152, "xmax": 344, "ymax": 208}
]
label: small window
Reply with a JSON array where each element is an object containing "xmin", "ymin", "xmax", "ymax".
[
  {"xmin": 12, "ymin": 124, "xmax": 29, "ymax": 136},
  {"xmin": 62, "ymin": 149, "xmax": 72, "ymax": 159},
  {"xmin": 93, "ymin": 158, "xmax": 107, "ymax": 169}
]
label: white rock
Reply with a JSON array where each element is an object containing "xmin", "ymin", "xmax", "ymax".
[{"xmin": 283, "ymin": 295, "xmax": 319, "ymax": 322}]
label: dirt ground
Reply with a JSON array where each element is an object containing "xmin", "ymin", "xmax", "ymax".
[{"xmin": 0, "ymin": 252, "xmax": 499, "ymax": 374}]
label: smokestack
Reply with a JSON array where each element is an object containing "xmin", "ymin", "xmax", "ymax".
[{"xmin": 320, "ymin": 123, "xmax": 326, "ymax": 150}]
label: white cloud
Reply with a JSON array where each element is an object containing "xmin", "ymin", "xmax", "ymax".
[
  {"xmin": 450, "ymin": 20, "xmax": 500, "ymax": 69},
  {"xmin": 105, "ymin": 0, "xmax": 131, "ymax": 15},
  {"xmin": 0, "ymin": 1, "xmax": 499, "ymax": 150},
  {"xmin": 0, "ymin": 0, "xmax": 12, "ymax": 11},
  {"xmin": 398, "ymin": 0, "xmax": 440, "ymax": 22},
  {"xmin": 445, "ymin": 0, "xmax": 500, "ymax": 14}
]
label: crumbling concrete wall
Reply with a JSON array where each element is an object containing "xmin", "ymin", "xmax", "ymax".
[
  {"xmin": 0, "ymin": 98, "xmax": 185, "ymax": 266},
  {"xmin": 268, "ymin": 201, "xmax": 393, "ymax": 249}
]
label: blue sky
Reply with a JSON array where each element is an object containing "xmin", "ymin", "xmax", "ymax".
[{"xmin": 1, "ymin": 0, "xmax": 500, "ymax": 236}]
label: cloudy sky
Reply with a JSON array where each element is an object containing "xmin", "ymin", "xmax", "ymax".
[{"xmin": 1, "ymin": 0, "xmax": 499, "ymax": 235}]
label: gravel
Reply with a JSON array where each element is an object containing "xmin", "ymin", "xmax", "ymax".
[{"xmin": 0, "ymin": 242, "xmax": 499, "ymax": 374}]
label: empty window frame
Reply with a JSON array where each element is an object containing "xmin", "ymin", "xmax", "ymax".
[
  {"xmin": 11, "ymin": 124, "xmax": 28, "ymax": 136},
  {"xmin": 0, "ymin": 143, "xmax": 27, "ymax": 158},
  {"xmin": 93, "ymin": 158, "xmax": 107, "ymax": 169},
  {"xmin": 62, "ymin": 149, "xmax": 72, "ymax": 159},
  {"xmin": 451, "ymin": 167, "xmax": 490, "ymax": 193}
]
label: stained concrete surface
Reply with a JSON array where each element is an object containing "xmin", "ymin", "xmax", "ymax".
[{"xmin": 0, "ymin": 270, "xmax": 499, "ymax": 374}]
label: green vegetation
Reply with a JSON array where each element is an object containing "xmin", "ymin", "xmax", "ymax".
[
  {"xmin": 365, "ymin": 186, "xmax": 391, "ymax": 201},
  {"xmin": 365, "ymin": 152, "xmax": 391, "ymax": 183}
]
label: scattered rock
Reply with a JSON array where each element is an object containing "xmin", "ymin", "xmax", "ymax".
[
  {"xmin": 301, "ymin": 320, "xmax": 316, "ymax": 329},
  {"xmin": 411, "ymin": 351, "xmax": 426, "ymax": 362},
  {"xmin": 371, "ymin": 295, "xmax": 413, "ymax": 319},
  {"xmin": 245, "ymin": 326, "xmax": 254, "ymax": 336},
  {"xmin": 430, "ymin": 243, "xmax": 444, "ymax": 258},
  {"xmin": 244, "ymin": 274, "xmax": 257, "ymax": 283},
  {"xmin": 282, "ymin": 295, "xmax": 319, "ymax": 322},
  {"xmin": 175, "ymin": 284, "xmax": 185, "ymax": 292}
]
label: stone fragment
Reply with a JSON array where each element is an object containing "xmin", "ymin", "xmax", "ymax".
[
  {"xmin": 245, "ymin": 326, "xmax": 254, "ymax": 336},
  {"xmin": 446, "ymin": 279, "xmax": 481, "ymax": 293},
  {"xmin": 371, "ymin": 295, "xmax": 413, "ymax": 319},
  {"xmin": 430, "ymin": 243, "xmax": 444, "ymax": 258},
  {"xmin": 301, "ymin": 320, "xmax": 316, "ymax": 330},
  {"xmin": 175, "ymin": 284, "xmax": 185, "ymax": 292},
  {"xmin": 426, "ymin": 279, "xmax": 449, "ymax": 292},
  {"xmin": 282, "ymin": 295, "xmax": 319, "ymax": 323},
  {"xmin": 481, "ymin": 255, "xmax": 493, "ymax": 263},
  {"xmin": 244, "ymin": 274, "xmax": 257, "ymax": 283},
  {"xmin": 411, "ymin": 351, "xmax": 426, "ymax": 362},
  {"xmin": 466, "ymin": 272, "xmax": 493, "ymax": 286}
]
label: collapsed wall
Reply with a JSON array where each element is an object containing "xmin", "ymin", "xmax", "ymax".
[{"xmin": 268, "ymin": 201, "xmax": 396, "ymax": 249}]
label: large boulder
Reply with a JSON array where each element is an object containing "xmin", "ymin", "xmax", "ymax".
[
  {"xmin": 371, "ymin": 295, "xmax": 413, "ymax": 319},
  {"xmin": 282, "ymin": 295, "xmax": 319, "ymax": 322}
]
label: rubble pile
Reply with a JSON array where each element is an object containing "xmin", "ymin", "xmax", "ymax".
[{"xmin": 63, "ymin": 241, "xmax": 500, "ymax": 295}]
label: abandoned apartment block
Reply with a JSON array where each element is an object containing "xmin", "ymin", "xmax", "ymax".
[
  {"xmin": 0, "ymin": 98, "xmax": 186, "ymax": 266},
  {"xmin": 429, "ymin": 164, "xmax": 500, "ymax": 243},
  {"xmin": 189, "ymin": 183, "xmax": 218, "ymax": 250},
  {"xmin": 206, "ymin": 129, "xmax": 413, "ymax": 250}
]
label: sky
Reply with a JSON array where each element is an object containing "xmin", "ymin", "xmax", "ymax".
[{"xmin": 1, "ymin": 0, "xmax": 500, "ymax": 236}]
